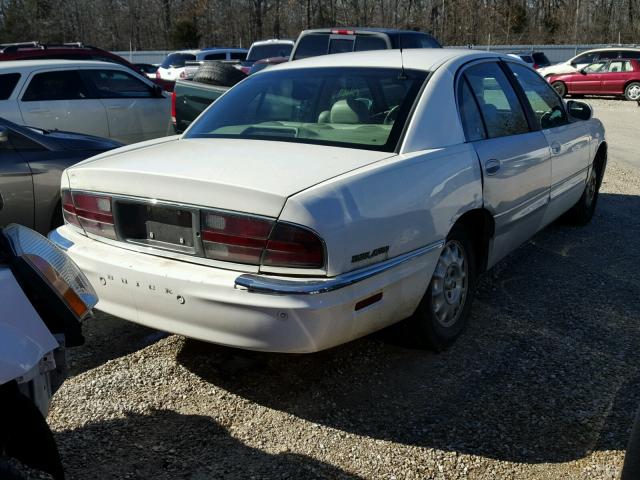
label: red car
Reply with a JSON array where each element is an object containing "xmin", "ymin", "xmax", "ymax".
[{"xmin": 548, "ymin": 58, "xmax": 640, "ymax": 101}]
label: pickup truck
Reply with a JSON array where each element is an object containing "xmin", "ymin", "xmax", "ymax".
[{"xmin": 172, "ymin": 78, "xmax": 228, "ymax": 134}]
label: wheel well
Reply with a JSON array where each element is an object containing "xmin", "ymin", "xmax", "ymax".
[
  {"xmin": 624, "ymin": 80, "xmax": 640, "ymax": 91},
  {"xmin": 452, "ymin": 209, "xmax": 494, "ymax": 274},
  {"xmin": 593, "ymin": 141, "xmax": 607, "ymax": 184}
]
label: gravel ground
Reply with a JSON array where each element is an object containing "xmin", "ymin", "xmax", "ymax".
[{"xmin": 46, "ymin": 99, "xmax": 640, "ymax": 479}]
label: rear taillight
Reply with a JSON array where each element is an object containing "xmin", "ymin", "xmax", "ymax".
[
  {"xmin": 171, "ymin": 91, "xmax": 177, "ymax": 126},
  {"xmin": 201, "ymin": 210, "xmax": 324, "ymax": 269},
  {"xmin": 62, "ymin": 190, "xmax": 116, "ymax": 240},
  {"xmin": 533, "ymin": 63, "xmax": 540, "ymax": 69},
  {"xmin": 331, "ymin": 29, "xmax": 355, "ymax": 35}
]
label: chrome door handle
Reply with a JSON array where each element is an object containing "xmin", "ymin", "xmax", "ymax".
[
  {"xmin": 485, "ymin": 158, "xmax": 501, "ymax": 175},
  {"xmin": 551, "ymin": 142, "xmax": 562, "ymax": 154}
]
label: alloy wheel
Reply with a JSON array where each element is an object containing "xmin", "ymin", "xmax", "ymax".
[{"xmin": 431, "ymin": 240, "xmax": 468, "ymax": 328}]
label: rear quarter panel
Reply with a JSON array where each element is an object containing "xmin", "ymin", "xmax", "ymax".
[{"xmin": 280, "ymin": 143, "xmax": 483, "ymax": 277}]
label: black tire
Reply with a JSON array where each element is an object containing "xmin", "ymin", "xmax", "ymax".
[
  {"xmin": 407, "ymin": 226, "xmax": 477, "ymax": 351},
  {"xmin": 564, "ymin": 158, "xmax": 603, "ymax": 226},
  {"xmin": 552, "ymin": 81, "xmax": 567, "ymax": 97},
  {"xmin": 624, "ymin": 82, "xmax": 640, "ymax": 101},
  {"xmin": 193, "ymin": 61, "xmax": 246, "ymax": 87}
]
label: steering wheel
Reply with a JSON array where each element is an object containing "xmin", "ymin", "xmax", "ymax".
[{"xmin": 384, "ymin": 105, "xmax": 400, "ymax": 125}]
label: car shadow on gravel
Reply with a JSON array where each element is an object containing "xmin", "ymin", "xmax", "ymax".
[
  {"xmin": 177, "ymin": 192, "xmax": 640, "ymax": 464},
  {"xmin": 54, "ymin": 409, "xmax": 362, "ymax": 479}
]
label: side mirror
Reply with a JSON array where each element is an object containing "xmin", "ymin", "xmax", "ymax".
[
  {"xmin": 579, "ymin": 68, "xmax": 588, "ymax": 75},
  {"xmin": 567, "ymin": 100, "xmax": 592, "ymax": 121},
  {"xmin": 0, "ymin": 127, "xmax": 8, "ymax": 143},
  {"xmin": 570, "ymin": 61, "xmax": 578, "ymax": 67}
]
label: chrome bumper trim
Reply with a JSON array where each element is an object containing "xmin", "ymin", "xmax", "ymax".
[
  {"xmin": 48, "ymin": 228, "xmax": 75, "ymax": 251},
  {"xmin": 234, "ymin": 240, "xmax": 445, "ymax": 295}
]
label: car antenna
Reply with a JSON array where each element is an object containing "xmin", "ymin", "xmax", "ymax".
[{"xmin": 399, "ymin": 36, "xmax": 408, "ymax": 80}]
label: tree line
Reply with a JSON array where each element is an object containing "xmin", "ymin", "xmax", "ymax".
[{"xmin": 0, "ymin": 0, "xmax": 637, "ymax": 51}]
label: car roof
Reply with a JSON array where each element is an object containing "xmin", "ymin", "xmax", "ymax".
[
  {"xmin": 167, "ymin": 50, "xmax": 201, "ymax": 55},
  {"xmin": 200, "ymin": 47, "xmax": 248, "ymax": 52},
  {"xmin": 271, "ymin": 48, "xmax": 500, "ymax": 72},
  {"xmin": 0, "ymin": 59, "xmax": 128, "ymax": 70},
  {"xmin": 578, "ymin": 47, "xmax": 640, "ymax": 55},
  {"xmin": 300, "ymin": 27, "xmax": 433, "ymax": 35},
  {"xmin": 250, "ymin": 39, "xmax": 294, "ymax": 46}
]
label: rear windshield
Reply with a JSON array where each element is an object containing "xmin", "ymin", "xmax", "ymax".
[
  {"xmin": 532, "ymin": 52, "xmax": 550, "ymax": 65},
  {"xmin": 0, "ymin": 73, "xmax": 21, "ymax": 99},
  {"xmin": 161, "ymin": 53, "xmax": 196, "ymax": 69},
  {"xmin": 247, "ymin": 44, "xmax": 293, "ymax": 62},
  {"xmin": 293, "ymin": 33, "xmax": 390, "ymax": 60},
  {"xmin": 520, "ymin": 55, "xmax": 533, "ymax": 63},
  {"xmin": 185, "ymin": 67, "xmax": 427, "ymax": 152}
]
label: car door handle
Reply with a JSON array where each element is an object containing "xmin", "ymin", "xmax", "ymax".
[
  {"xmin": 485, "ymin": 159, "xmax": 501, "ymax": 175},
  {"xmin": 551, "ymin": 142, "xmax": 562, "ymax": 154}
]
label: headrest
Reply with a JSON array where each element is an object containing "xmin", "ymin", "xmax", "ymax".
[{"xmin": 330, "ymin": 98, "xmax": 369, "ymax": 124}]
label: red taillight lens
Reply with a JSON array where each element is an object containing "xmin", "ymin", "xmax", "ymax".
[
  {"xmin": 533, "ymin": 63, "xmax": 540, "ymax": 69},
  {"xmin": 200, "ymin": 211, "xmax": 324, "ymax": 269},
  {"xmin": 331, "ymin": 29, "xmax": 355, "ymax": 35},
  {"xmin": 201, "ymin": 210, "xmax": 274, "ymax": 264},
  {"xmin": 62, "ymin": 189, "xmax": 80, "ymax": 228},
  {"xmin": 171, "ymin": 91, "xmax": 177, "ymax": 125},
  {"xmin": 263, "ymin": 223, "xmax": 324, "ymax": 268},
  {"xmin": 72, "ymin": 191, "xmax": 116, "ymax": 239}
]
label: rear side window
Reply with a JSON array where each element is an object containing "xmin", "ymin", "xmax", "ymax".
[
  {"xmin": 464, "ymin": 62, "xmax": 529, "ymax": 138},
  {"xmin": 355, "ymin": 36, "xmax": 387, "ymax": 51},
  {"xmin": 293, "ymin": 34, "xmax": 329, "ymax": 60},
  {"xmin": 229, "ymin": 51, "xmax": 247, "ymax": 60},
  {"xmin": 161, "ymin": 53, "xmax": 196, "ymax": 68},
  {"xmin": 623, "ymin": 51, "xmax": 640, "ymax": 59},
  {"xmin": 458, "ymin": 79, "xmax": 486, "ymax": 141},
  {"xmin": 22, "ymin": 71, "xmax": 89, "ymax": 101},
  {"xmin": 608, "ymin": 61, "xmax": 631, "ymax": 72},
  {"xmin": 400, "ymin": 34, "xmax": 440, "ymax": 48},
  {"xmin": 83, "ymin": 70, "xmax": 152, "ymax": 98},
  {"xmin": 598, "ymin": 50, "xmax": 620, "ymax": 60},
  {"xmin": 0, "ymin": 73, "xmax": 21, "ymax": 99},
  {"xmin": 247, "ymin": 44, "xmax": 292, "ymax": 61},
  {"xmin": 574, "ymin": 52, "xmax": 598, "ymax": 64},
  {"xmin": 532, "ymin": 52, "xmax": 550, "ymax": 65}
]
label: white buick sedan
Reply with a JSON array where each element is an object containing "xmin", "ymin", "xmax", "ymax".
[{"xmin": 50, "ymin": 49, "xmax": 606, "ymax": 353}]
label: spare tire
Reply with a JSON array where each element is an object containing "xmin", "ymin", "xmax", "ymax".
[{"xmin": 193, "ymin": 61, "xmax": 246, "ymax": 87}]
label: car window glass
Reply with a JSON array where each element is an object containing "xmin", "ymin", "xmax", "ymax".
[
  {"xmin": 624, "ymin": 51, "xmax": 640, "ymax": 59},
  {"xmin": 22, "ymin": 71, "xmax": 89, "ymax": 101},
  {"xmin": 355, "ymin": 36, "xmax": 387, "ymax": 52},
  {"xmin": 457, "ymin": 78, "xmax": 486, "ymax": 141},
  {"xmin": 464, "ymin": 62, "xmax": 529, "ymax": 138},
  {"xmin": 203, "ymin": 53, "xmax": 226, "ymax": 60},
  {"xmin": 247, "ymin": 44, "xmax": 292, "ymax": 61},
  {"xmin": 8, "ymin": 130, "xmax": 44, "ymax": 150},
  {"xmin": 293, "ymin": 34, "xmax": 329, "ymax": 60},
  {"xmin": 161, "ymin": 53, "xmax": 196, "ymax": 68},
  {"xmin": 229, "ymin": 51, "xmax": 247, "ymax": 60},
  {"xmin": 623, "ymin": 61, "xmax": 633, "ymax": 71},
  {"xmin": 0, "ymin": 73, "xmax": 21, "ymax": 100},
  {"xmin": 607, "ymin": 61, "xmax": 627, "ymax": 72},
  {"xmin": 328, "ymin": 38, "xmax": 354, "ymax": 54},
  {"xmin": 400, "ymin": 34, "xmax": 440, "ymax": 48},
  {"xmin": 508, "ymin": 62, "xmax": 568, "ymax": 129},
  {"xmin": 598, "ymin": 50, "xmax": 620, "ymax": 60},
  {"xmin": 83, "ymin": 70, "xmax": 152, "ymax": 98},
  {"xmin": 186, "ymin": 67, "xmax": 426, "ymax": 152},
  {"xmin": 584, "ymin": 62, "xmax": 607, "ymax": 73},
  {"xmin": 574, "ymin": 52, "xmax": 598, "ymax": 64}
]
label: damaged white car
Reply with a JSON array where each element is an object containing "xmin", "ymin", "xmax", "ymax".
[{"xmin": 50, "ymin": 49, "xmax": 606, "ymax": 353}]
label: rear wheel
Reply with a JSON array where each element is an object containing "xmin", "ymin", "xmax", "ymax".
[
  {"xmin": 552, "ymin": 81, "xmax": 567, "ymax": 97},
  {"xmin": 624, "ymin": 82, "xmax": 640, "ymax": 101},
  {"xmin": 408, "ymin": 226, "xmax": 477, "ymax": 351}
]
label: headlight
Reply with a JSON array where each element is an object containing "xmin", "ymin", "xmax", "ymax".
[{"xmin": 2, "ymin": 224, "xmax": 98, "ymax": 320}]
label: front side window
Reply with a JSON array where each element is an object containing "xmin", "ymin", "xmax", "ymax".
[
  {"xmin": 186, "ymin": 67, "xmax": 427, "ymax": 152},
  {"xmin": 508, "ymin": 62, "xmax": 568, "ymax": 129},
  {"xmin": 463, "ymin": 62, "xmax": 529, "ymax": 138},
  {"xmin": 22, "ymin": 71, "xmax": 89, "ymax": 101},
  {"xmin": 574, "ymin": 52, "xmax": 598, "ymax": 64},
  {"xmin": 83, "ymin": 70, "xmax": 152, "ymax": 98},
  {"xmin": 584, "ymin": 62, "xmax": 607, "ymax": 73},
  {"xmin": 0, "ymin": 73, "xmax": 21, "ymax": 100}
]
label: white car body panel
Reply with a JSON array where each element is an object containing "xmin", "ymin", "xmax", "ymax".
[
  {"xmin": 0, "ymin": 267, "xmax": 58, "ymax": 384},
  {"xmin": 0, "ymin": 60, "xmax": 171, "ymax": 144},
  {"xmin": 51, "ymin": 49, "xmax": 607, "ymax": 352}
]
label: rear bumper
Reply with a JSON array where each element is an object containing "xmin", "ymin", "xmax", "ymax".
[{"xmin": 50, "ymin": 226, "xmax": 441, "ymax": 353}]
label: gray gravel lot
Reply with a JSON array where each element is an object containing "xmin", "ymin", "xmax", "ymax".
[{"xmin": 47, "ymin": 99, "xmax": 640, "ymax": 479}]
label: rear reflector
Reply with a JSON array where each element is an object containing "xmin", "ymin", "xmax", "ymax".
[
  {"xmin": 171, "ymin": 91, "xmax": 177, "ymax": 125},
  {"xmin": 355, "ymin": 292, "xmax": 383, "ymax": 311}
]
